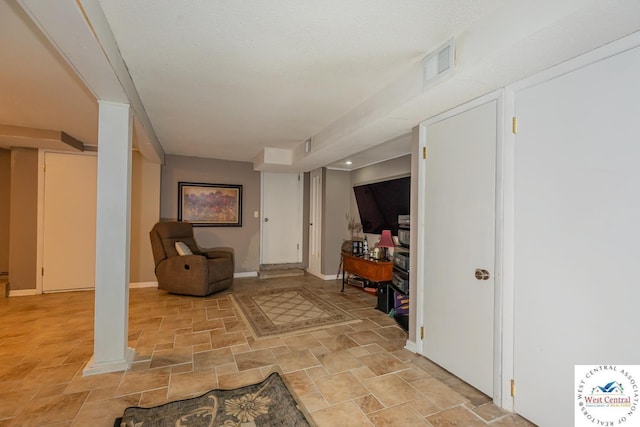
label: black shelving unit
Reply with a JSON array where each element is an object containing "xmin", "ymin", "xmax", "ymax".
[{"xmin": 391, "ymin": 215, "xmax": 410, "ymax": 332}]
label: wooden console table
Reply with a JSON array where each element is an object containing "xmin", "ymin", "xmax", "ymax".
[{"xmin": 341, "ymin": 253, "xmax": 393, "ymax": 292}]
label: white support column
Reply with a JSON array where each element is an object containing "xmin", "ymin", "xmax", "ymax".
[{"xmin": 83, "ymin": 101, "xmax": 135, "ymax": 376}]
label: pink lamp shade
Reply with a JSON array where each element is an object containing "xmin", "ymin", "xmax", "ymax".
[{"xmin": 378, "ymin": 230, "xmax": 394, "ymax": 248}]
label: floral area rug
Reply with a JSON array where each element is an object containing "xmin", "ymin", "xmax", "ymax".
[
  {"xmin": 115, "ymin": 371, "xmax": 314, "ymax": 427},
  {"xmin": 231, "ymin": 286, "xmax": 360, "ymax": 338}
]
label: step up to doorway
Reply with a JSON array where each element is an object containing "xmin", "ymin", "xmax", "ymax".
[
  {"xmin": 258, "ymin": 264, "xmax": 305, "ymax": 279},
  {"xmin": 258, "ymin": 268, "xmax": 305, "ymax": 279}
]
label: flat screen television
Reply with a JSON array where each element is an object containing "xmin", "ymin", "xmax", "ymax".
[{"xmin": 353, "ymin": 176, "xmax": 410, "ymax": 235}]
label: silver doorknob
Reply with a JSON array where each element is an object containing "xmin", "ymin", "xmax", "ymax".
[{"xmin": 475, "ymin": 269, "xmax": 490, "ymax": 280}]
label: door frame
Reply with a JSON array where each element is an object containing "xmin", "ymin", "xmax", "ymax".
[
  {"xmin": 307, "ymin": 168, "xmax": 322, "ymax": 277},
  {"xmin": 415, "ymin": 89, "xmax": 513, "ymax": 410},
  {"xmin": 260, "ymin": 171, "xmax": 303, "ymax": 265}
]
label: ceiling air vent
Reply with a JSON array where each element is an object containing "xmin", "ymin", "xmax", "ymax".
[{"xmin": 423, "ymin": 38, "xmax": 455, "ymax": 87}]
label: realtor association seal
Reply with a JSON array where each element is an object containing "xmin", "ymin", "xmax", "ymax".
[{"xmin": 575, "ymin": 365, "xmax": 639, "ymax": 427}]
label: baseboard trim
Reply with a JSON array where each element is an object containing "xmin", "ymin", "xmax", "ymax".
[
  {"xmin": 404, "ymin": 339, "xmax": 417, "ymax": 353},
  {"xmin": 82, "ymin": 347, "xmax": 135, "ymax": 376},
  {"xmin": 129, "ymin": 281, "xmax": 158, "ymax": 289},
  {"xmin": 234, "ymin": 271, "xmax": 258, "ymax": 278},
  {"xmin": 306, "ymin": 270, "xmax": 339, "ymax": 281},
  {"xmin": 8, "ymin": 289, "xmax": 38, "ymax": 297}
]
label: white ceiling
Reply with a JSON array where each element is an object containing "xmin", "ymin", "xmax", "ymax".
[{"xmin": 2, "ymin": 0, "xmax": 640, "ymax": 171}]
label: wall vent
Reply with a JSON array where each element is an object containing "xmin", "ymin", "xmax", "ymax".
[{"xmin": 423, "ymin": 38, "xmax": 455, "ymax": 87}]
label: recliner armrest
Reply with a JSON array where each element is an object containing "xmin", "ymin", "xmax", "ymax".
[{"xmin": 202, "ymin": 247, "xmax": 234, "ymax": 260}]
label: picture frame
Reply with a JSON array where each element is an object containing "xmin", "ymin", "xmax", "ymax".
[{"xmin": 177, "ymin": 182, "xmax": 243, "ymax": 227}]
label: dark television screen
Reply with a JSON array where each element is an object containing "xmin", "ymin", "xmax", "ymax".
[{"xmin": 353, "ymin": 176, "xmax": 410, "ymax": 235}]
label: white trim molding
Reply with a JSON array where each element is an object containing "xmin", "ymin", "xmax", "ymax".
[
  {"xmin": 129, "ymin": 281, "xmax": 158, "ymax": 289},
  {"xmin": 234, "ymin": 271, "xmax": 258, "ymax": 278},
  {"xmin": 8, "ymin": 289, "xmax": 38, "ymax": 297}
]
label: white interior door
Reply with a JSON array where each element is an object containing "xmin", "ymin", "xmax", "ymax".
[
  {"xmin": 261, "ymin": 172, "xmax": 303, "ymax": 264},
  {"xmin": 513, "ymin": 44, "xmax": 640, "ymax": 427},
  {"xmin": 42, "ymin": 152, "xmax": 97, "ymax": 292},
  {"xmin": 308, "ymin": 168, "xmax": 322, "ymax": 276},
  {"xmin": 421, "ymin": 100, "xmax": 497, "ymax": 395}
]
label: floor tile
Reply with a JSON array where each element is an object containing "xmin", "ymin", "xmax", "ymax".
[
  {"xmin": 410, "ymin": 377, "xmax": 468, "ymax": 409},
  {"xmin": 116, "ymin": 368, "xmax": 170, "ymax": 396},
  {"xmin": 353, "ymin": 394, "xmax": 384, "ymax": 414},
  {"xmin": 209, "ymin": 331, "xmax": 247, "ymax": 349},
  {"xmin": 72, "ymin": 394, "xmax": 141, "ymax": 427},
  {"xmin": 149, "ymin": 347, "xmax": 192, "ymax": 368},
  {"xmin": 283, "ymin": 370, "xmax": 318, "ymax": 397},
  {"xmin": 361, "ymin": 373, "xmax": 422, "ymax": 407},
  {"xmin": 313, "ymin": 372, "xmax": 369, "ymax": 405},
  {"xmin": 234, "ymin": 348, "xmax": 277, "ymax": 371},
  {"xmin": 317, "ymin": 349, "xmax": 363, "ymax": 374},
  {"xmin": 217, "ymin": 368, "xmax": 263, "ymax": 389},
  {"xmin": 310, "ymin": 401, "xmax": 373, "ymax": 427},
  {"xmin": 368, "ymin": 402, "xmax": 433, "ymax": 427},
  {"xmin": 193, "ymin": 347, "xmax": 234, "ymax": 371},
  {"xmin": 427, "ymin": 406, "xmax": 486, "ymax": 426},
  {"xmin": 9, "ymin": 391, "xmax": 89, "ymax": 427},
  {"xmin": 0, "ymin": 275, "xmax": 538, "ymax": 426},
  {"xmin": 275, "ymin": 349, "xmax": 320, "ymax": 373},
  {"xmin": 358, "ymin": 352, "xmax": 407, "ymax": 376},
  {"xmin": 168, "ymin": 370, "xmax": 217, "ymax": 399}
]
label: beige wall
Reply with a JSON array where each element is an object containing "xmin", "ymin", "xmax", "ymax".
[
  {"xmin": 321, "ymin": 168, "xmax": 350, "ymax": 276},
  {"xmin": 0, "ymin": 148, "xmax": 10, "ymax": 274},
  {"xmin": 130, "ymin": 151, "xmax": 161, "ymax": 283},
  {"xmin": 8, "ymin": 148, "xmax": 38, "ymax": 290},
  {"xmin": 160, "ymin": 155, "xmax": 261, "ymax": 273}
]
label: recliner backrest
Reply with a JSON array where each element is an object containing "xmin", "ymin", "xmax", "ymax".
[{"xmin": 149, "ymin": 222, "xmax": 201, "ymax": 267}]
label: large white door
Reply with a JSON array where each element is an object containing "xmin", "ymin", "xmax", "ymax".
[
  {"xmin": 308, "ymin": 169, "xmax": 322, "ymax": 276},
  {"xmin": 261, "ymin": 172, "xmax": 303, "ymax": 264},
  {"xmin": 513, "ymin": 44, "xmax": 640, "ymax": 427},
  {"xmin": 42, "ymin": 152, "xmax": 97, "ymax": 292},
  {"xmin": 421, "ymin": 100, "xmax": 497, "ymax": 395}
]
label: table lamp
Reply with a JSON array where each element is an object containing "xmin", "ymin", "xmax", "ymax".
[{"xmin": 377, "ymin": 230, "xmax": 394, "ymax": 261}]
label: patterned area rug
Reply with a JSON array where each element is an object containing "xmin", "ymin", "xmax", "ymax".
[
  {"xmin": 231, "ymin": 287, "xmax": 359, "ymax": 338},
  {"xmin": 115, "ymin": 372, "xmax": 314, "ymax": 426}
]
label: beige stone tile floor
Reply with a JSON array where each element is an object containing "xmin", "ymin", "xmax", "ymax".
[{"xmin": 0, "ymin": 274, "xmax": 537, "ymax": 426}]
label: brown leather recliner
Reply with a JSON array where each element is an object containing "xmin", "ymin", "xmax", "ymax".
[{"xmin": 149, "ymin": 221, "xmax": 234, "ymax": 296}]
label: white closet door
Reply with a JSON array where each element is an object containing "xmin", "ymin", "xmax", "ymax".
[
  {"xmin": 43, "ymin": 152, "xmax": 97, "ymax": 292},
  {"xmin": 421, "ymin": 100, "xmax": 497, "ymax": 395},
  {"xmin": 513, "ymin": 45, "xmax": 640, "ymax": 427},
  {"xmin": 261, "ymin": 172, "xmax": 303, "ymax": 264}
]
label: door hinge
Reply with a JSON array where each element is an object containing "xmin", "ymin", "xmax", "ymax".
[
  {"xmin": 510, "ymin": 379, "xmax": 515, "ymax": 397},
  {"xmin": 41, "ymin": 267, "xmax": 44, "ymax": 276},
  {"xmin": 420, "ymin": 326, "xmax": 424, "ymax": 339},
  {"xmin": 512, "ymin": 117, "xmax": 518, "ymax": 134},
  {"xmin": 43, "ymin": 163, "xmax": 46, "ymax": 172},
  {"xmin": 423, "ymin": 147, "xmax": 428, "ymax": 159}
]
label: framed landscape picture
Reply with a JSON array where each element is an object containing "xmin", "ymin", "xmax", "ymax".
[{"xmin": 178, "ymin": 182, "xmax": 243, "ymax": 227}]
